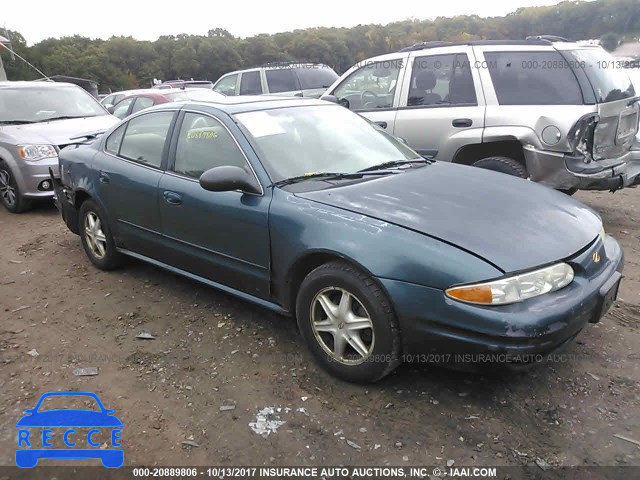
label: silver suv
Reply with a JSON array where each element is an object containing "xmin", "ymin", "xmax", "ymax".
[
  {"xmin": 323, "ymin": 38, "xmax": 640, "ymax": 192},
  {"xmin": 0, "ymin": 81, "xmax": 118, "ymax": 212},
  {"xmin": 213, "ymin": 62, "xmax": 338, "ymax": 99}
]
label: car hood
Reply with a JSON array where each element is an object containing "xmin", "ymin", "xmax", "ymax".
[
  {"xmin": 295, "ymin": 162, "xmax": 602, "ymax": 273},
  {"xmin": 16, "ymin": 410, "xmax": 123, "ymax": 427},
  {"xmin": 0, "ymin": 115, "xmax": 118, "ymax": 146}
]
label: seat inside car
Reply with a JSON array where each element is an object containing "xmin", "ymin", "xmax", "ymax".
[{"xmin": 408, "ymin": 70, "xmax": 441, "ymax": 106}]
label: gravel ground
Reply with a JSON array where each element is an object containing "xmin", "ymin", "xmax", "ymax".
[{"xmin": 0, "ymin": 188, "xmax": 639, "ymax": 470}]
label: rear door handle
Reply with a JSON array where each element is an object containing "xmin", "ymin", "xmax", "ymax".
[
  {"xmin": 99, "ymin": 171, "xmax": 110, "ymax": 184},
  {"xmin": 375, "ymin": 121, "xmax": 388, "ymax": 129},
  {"xmin": 452, "ymin": 118, "xmax": 473, "ymax": 128},
  {"xmin": 163, "ymin": 191, "xmax": 182, "ymax": 205}
]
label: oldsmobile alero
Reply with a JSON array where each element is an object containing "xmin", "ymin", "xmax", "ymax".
[{"xmin": 51, "ymin": 97, "xmax": 624, "ymax": 383}]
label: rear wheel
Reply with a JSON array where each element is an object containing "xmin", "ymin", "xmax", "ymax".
[
  {"xmin": 472, "ymin": 156, "xmax": 528, "ymax": 179},
  {"xmin": 0, "ymin": 162, "xmax": 31, "ymax": 213},
  {"xmin": 296, "ymin": 260, "xmax": 401, "ymax": 383},
  {"xmin": 79, "ymin": 200, "xmax": 123, "ymax": 270}
]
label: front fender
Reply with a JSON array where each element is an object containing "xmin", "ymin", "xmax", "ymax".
[{"xmin": 270, "ymin": 188, "xmax": 501, "ymax": 296}]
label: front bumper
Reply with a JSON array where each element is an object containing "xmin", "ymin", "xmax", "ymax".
[
  {"xmin": 12, "ymin": 156, "xmax": 60, "ymax": 199},
  {"xmin": 523, "ymin": 145, "xmax": 640, "ymax": 191},
  {"xmin": 380, "ymin": 235, "xmax": 624, "ymax": 369}
]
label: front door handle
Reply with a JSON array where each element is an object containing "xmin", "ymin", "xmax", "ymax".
[
  {"xmin": 99, "ymin": 171, "xmax": 110, "ymax": 184},
  {"xmin": 163, "ymin": 191, "xmax": 182, "ymax": 205},
  {"xmin": 452, "ymin": 118, "xmax": 473, "ymax": 128},
  {"xmin": 375, "ymin": 121, "xmax": 388, "ymax": 129}
]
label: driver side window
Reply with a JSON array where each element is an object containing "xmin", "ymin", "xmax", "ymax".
[
  {"xmin": 173, "ymin": 113, "xmax": 247, "ymax": 179},
  {"xmin": 333, "ymin": 60, "xmax": 403, "ymax": 111}
]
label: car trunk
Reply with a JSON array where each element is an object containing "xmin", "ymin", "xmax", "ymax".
[{"xmin": 568, "ymin": 48, "xmax": 639, "ymax": 165}]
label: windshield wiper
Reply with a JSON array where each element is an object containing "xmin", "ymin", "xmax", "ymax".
[
  {"xmin": 0, "ymin": 120, "xmax": 38, "ymax": 125},
  {"xmin": 36, "ymin": 115, "xmax": 87, "ymax": 122},
  {"xmin": 358, "ymin": 158, "xmax": 431, "ymax": 173},
  {"xmin": 273, "ymin": 171, "xmax": 395, "ymax": 187}
]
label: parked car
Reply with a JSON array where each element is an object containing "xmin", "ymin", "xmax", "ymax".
[
  {"xmin": 110, "ymin": 88, "xmax": 226, "ymax": 119},
  {"xmin": 213, "ymin": 62, "xmax": 338, "ymax": 98},
  {"xmin": 0, "ymin": 81, "xmax": 119, "ymax": 213},
  {"xmin": 52, "ymin": 98, "xmax": 623, "ymax": 383},
  {"xmin": 100, "ymin": 89, "xmax": 156, "ymax": 109},
  {"xmin": 153, "ymin": 80, "xmax": 214, "ymax": 90},
  {"xmin": 322, "ymin": 37, "xmax": 640, "ymax": 193}
]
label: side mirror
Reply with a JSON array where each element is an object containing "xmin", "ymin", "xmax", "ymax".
[
  {"xmin": 105, "ymin": 104, "xmax": 115, "ymax": 114},
  {"xmin": 199, "ymin": 166, "xmax": 261, "ymax": 195},
  {"xmin": 321, "ymin": 94, "xmax": 338, "ymax": 104}
]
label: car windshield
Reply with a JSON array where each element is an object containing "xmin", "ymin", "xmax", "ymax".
[
  {"xmin": 571, "ymin": 48, "xmax": 636, "ymax": 103},
  {"xmin": 0, "ymin": 85, "xmax": 107, "ymax": 123},
  {"xmin": 234, "ymin": 104, "xmax": 421, "ymax": 182}
]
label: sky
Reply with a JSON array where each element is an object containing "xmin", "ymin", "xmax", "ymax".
[{"xmin": 3, "ymin": 0, "xmax": 566, "ymax": 45}]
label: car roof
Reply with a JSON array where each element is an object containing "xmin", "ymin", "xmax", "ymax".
[
  {"xmin": 0, "ymin": 80, "xmax": 82, "ymax": 89},
  {"xmin": 143, "ymin": 96, "xmax": 329, "ymax": 115}
]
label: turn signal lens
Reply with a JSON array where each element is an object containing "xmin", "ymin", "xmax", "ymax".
[
  {"xmin": 445, "ymin": 285, "xmax": 493, "ymax": 304},
  {"xmin": 446, "ymin": 262, "xmax": 574, "ymax": 306}
]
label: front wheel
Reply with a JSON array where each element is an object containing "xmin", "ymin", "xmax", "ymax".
[
  {"xmin": 472, "ymin": 156, "xmax": 528, "ymax": 179},
  {"xmin": 79, "ymin": 200, "xmax": 123, "ymax": 270},
  {"xmin": 0, "ymin": 162, "xmax": 32, "ymax": 213},
  {"xmin": 296, "ymin": 261, "xmax": 401, "ymax": 383}
]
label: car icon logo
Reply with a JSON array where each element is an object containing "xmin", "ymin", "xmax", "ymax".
[
  {"xmin": 593, "ymin": 251, "xmax": 601, "ymax": 264},
  {"xmin": 15, "ymin": 391, "xmax": 123, "ymax": 468}
]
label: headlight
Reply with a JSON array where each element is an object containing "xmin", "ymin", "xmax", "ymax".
[
  {"xmin": 445, "ymin": 262, "xmax": 574, "ymax": 305},
  {"xmin": 599, "ymin": 225, "xmax": 606, "ymax": 242},
  {"xmin": 17, "ymin": 144, "xmax": 58, "ymax": 161}
]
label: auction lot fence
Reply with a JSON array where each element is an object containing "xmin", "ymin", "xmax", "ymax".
[{"xmin": 0, "ymin": 466, "xmax": 636, "ymax": 479}]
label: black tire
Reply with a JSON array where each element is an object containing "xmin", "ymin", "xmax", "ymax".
[
  {"xmin": 0, "ymin": 161, "xmax": 32, "ymax": 213},
  {"xmin": 472, "ymin": 156, "xmax": 528, "ymax": 179},
  {"xmin": 79, "ymin": 199, "xmax": 123, "ymax": 270},
  {"xmin": 296, "ymin": 260, "xmax": 401, "ymax": 383}
]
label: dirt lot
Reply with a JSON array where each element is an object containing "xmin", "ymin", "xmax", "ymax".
[{"xmin": 1, "ymin": 188, "xmax": 639, "ymax": 471}]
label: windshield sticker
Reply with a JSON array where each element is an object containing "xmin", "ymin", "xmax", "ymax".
[{"xmin": 236, "ymin": 112, "xmax": 286, "ymax": 138}]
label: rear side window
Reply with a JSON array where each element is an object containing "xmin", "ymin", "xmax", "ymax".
[
  {"xmin": 118, "ymin": 112, "xmax": 174, "ymax": 168},
  {"xmin": 266, "ymin": 69, "xmax": 300, "ymax": 93},
  {"xmin": 485, "ymin": 51, "xmax": 583, "ymax": 105},
  {"xmin": 240, "ymin": 71, "xmax": 262, "ymax": 95},
  {"xmin": 407, "ymin": 53, "xmax": 477, "ymax": 107},
  {"xmin": 294, "ymin": 66, "xmax": 339, "ymax": 90},
  {"xmin": 131, "ymin": 96, "xmax": 154, "ymax": 114}
]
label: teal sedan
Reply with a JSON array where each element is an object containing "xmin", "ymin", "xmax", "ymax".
[{"xmin": 52, "ymin": 97, "xmax": 624, "ymax": 383}]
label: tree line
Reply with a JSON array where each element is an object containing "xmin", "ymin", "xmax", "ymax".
[{"xmin": 2, "ymin": 0, "xmax": 639, "ymax": 93}]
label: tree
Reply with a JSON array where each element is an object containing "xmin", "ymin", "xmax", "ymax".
[{"xmin": 600, "ymin": 32, "xmax": 620, "ymax": 52}]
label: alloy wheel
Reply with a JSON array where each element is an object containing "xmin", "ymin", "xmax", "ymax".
[
  {"xmin": 0, "ymin": 169, "xmax": 16, "ymax": 207},
  {"xmin": 84, "ymin": 212, "xmax": 107, "ymax": 258},
  {"xmin": 310, "ymin": 287, "xmax": 375, "ymax": 365}
]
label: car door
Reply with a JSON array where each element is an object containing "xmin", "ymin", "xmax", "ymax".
[
  {"xmin": 393, "ymin": 47, "xmax": 485, "ymax": 159},
  {"xmin": 328, "ymin": 54, "xmax": 407, "ymax": 132},
  {"xmin": 157, "ymin": 109, "xmax": 271, "ymax": 299},
  {"xmin": 95, "ymin": 110, "xmax": 177, "ymax": 256}
]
